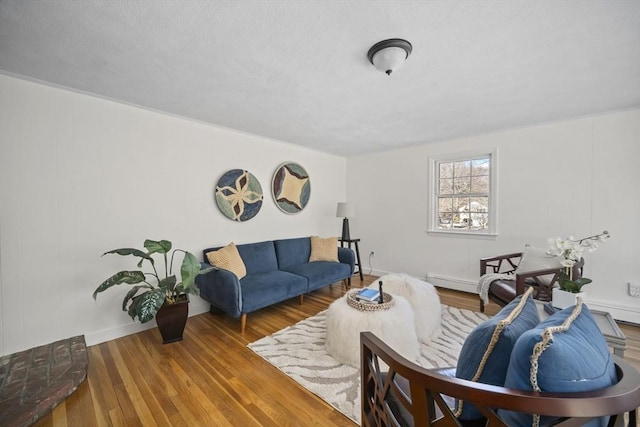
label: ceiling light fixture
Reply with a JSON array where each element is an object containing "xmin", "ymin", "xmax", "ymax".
[{"xmin": 367, "ymin": 38, "xmax": 412, "ymax": 76}]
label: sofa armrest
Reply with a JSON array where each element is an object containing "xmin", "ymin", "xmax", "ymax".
[
  {"xmin": 195, "ymin": 265, "xmax": 243, "ymax": 318},
  {"xmin": 338, "ymin": 247, "xmax": 355, "ymax": 274}
]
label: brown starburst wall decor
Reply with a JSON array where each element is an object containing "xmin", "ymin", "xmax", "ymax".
[{"xmin": 272, "ymin": 162, "xmax": 310, "ymax": 214}]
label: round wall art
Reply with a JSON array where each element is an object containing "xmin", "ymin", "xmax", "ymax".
[
  {"xmin": 215, "ymin": 169, "xmax": 263, "ymax": 222},
  {"xmin": 272, "ymin": 162, "xmax": 311, "ymax": 214}
]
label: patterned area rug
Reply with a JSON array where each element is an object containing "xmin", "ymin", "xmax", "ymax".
[{"xmin": 248, "ymin": 305, "xmax": 488, "ymax": 424}]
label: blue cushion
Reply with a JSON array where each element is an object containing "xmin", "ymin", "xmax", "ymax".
[
  {"xmin": 499, "ymin": 302, "xmax": 616, "ymax": 427},
  {"xmin": 455, "ymin": 288, "xmax": 540, "ymax": 420},
  {"xmin": 235, "ymin": 241, "xmax": 279, "ymax": 275},
  {"xmin": 281, "ymin": 261, "xmax": 351, "ymax": 292},
  {"xmin": 274, "ymin": 237, "xmax": 311, "ymax": 268},
  {"xmin": 240, "ymin": 270, "xmax": 307, "ymax": 313}
]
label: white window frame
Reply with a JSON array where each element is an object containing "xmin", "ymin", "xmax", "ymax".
[{"xmin": 428, "ymin": 149, "xmax": 498, "ymax": 237}]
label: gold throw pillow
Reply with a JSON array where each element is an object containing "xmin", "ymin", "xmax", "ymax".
[
  {"xmin": 206, "ymin": 242, "xmax": 247, "ymax": 279},
  {"xmin": 309, "ymin": 236, "xmax": 339, "ymax": 262}
]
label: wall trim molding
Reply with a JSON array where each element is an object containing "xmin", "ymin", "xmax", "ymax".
[
  {"xmin": 84, "ymin": 301, "xmax": 210, "ymax": 347},
  {"xmin": 426, "ymin": 273, "xmax": 477, "ymax": 293}
]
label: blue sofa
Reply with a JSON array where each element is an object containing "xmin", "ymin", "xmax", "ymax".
[{"xmin": 196, "ymin": 237, "xmax": 355, "ymax": 333}]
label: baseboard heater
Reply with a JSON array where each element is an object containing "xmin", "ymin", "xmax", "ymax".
[{"xmin": 426, "ymin": 273, "xmax": 477, "ymax": 294}]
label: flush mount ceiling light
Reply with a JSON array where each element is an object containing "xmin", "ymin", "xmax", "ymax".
[{"xmin": 367, "ymin": 38, "xmax": 413, "ymax": 75}]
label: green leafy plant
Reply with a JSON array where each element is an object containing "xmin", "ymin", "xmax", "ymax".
[
  {"xmin": 93, "ymin": 239, "xmax": 200, "ymax": 323},
  {"xmin": 557, "ymin": 272, "xmax": 592, "ymax": 293}
]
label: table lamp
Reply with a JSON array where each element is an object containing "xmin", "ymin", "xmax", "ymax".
[{"xmin": 336, "ymin": 202, "xmax": 355, "ymax": 241}]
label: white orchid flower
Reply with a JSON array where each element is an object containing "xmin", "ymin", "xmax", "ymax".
[
  {"xmin": 546, "ymin": 244, "xmax": 563, "ymax": 256},
  {"xmin": 545, "ymin": 231, "xmax": 610, "ymax": 292}
]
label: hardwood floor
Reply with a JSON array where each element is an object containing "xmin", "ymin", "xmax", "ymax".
[{"xmin": 34, "ymin": 275, "xmax": 639, "ymax": 426}]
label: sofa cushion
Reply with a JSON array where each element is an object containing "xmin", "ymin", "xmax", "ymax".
[
  {"xmin": 499, "ymin": 300, "xmax": 616, "ymax": 427},
  {"xmin": 235, "ymin": 240, "xmax": 279, "ymax": 275},
  {"xmin": 274, "ymin": 237, "xmax": 312, "ymax": 268},
  {"xmin": 205, "ymin": 242, "xmax": 247, "ymax": 279},
  {"xmin": 515, "ymin": 245, "xmax": 562, "ymax": 285},
  {"xmin": 309, "ymin": 235, "xmax": 339, "ymax": 262},
  {"xmin": 487, "ymin": 279, "xmax": 519, "ymax": 304},
  {"xmin": 240, "ymin": 270, "xmax": 307, "ymax": 313},
  {"xmin": 488, "ymin": 278, "xmax": 540, "ymax": 305},
  {"xmin": 281, "ymin": 261, "xmax": 351, "ymax": 292},
  {"xmin": 454, "ymin": 287, "xmax": 539, "ymax": 420}
]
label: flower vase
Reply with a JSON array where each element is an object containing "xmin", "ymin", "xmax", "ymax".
[{"xmin": 552, "ymin": 288, "xmax": 587, "ymax": 309}]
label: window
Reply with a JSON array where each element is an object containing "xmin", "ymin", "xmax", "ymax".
[{"xmin": 429, "ymin": 150, "xmax": 497, "ymax": 235}]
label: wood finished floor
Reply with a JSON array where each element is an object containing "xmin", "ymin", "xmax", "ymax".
[{"xmin": 34, "ymin": 275, "xmax": 640, "ymax": 426}]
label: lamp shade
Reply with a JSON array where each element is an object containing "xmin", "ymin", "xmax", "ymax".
[
  {"xmin": 336, "ymin": 202, "xmax": 355, "ymax": 218},
  {"xmin": 367, "ymin": 39, "xmax": 412, "ymax": 75}
]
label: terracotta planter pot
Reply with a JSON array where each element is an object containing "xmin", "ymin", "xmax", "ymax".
[{"xmin": 155, "ymin": 298, "xmax": 189, "ymax": 344}]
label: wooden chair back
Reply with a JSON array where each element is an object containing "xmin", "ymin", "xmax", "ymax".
[
  {"xmin": 479, "ymin": 252, "xmax": 584, "ymax": 312},
  {"xmin": 361, "ymin": 331, "xmax": 640, "ymax": 427}
]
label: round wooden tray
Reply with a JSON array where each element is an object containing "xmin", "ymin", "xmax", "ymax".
[{"xmin": 346, "ymin": 290, "xmax": 394, "ymax": 312}]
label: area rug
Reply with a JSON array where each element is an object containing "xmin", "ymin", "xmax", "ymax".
[{"xmin": 247, "ymin": 305, "xmax": 488, "ymax": 424}]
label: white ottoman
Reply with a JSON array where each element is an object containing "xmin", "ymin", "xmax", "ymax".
[
  {"xmin": 325, "ymin": 292, "xmax": 419, "ymax": 367},
  {"xmin": 370, "ymin": 273, "xmax": 442, "ymax": 343}
]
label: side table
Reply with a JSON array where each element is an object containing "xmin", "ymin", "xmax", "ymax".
[{"xmin": 339, "ymin": 238, "xmax": 363, "ymax": 280}]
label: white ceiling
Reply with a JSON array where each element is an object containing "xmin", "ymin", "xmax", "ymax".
[{"xmin": 1, "ymin": 1, "xmax": 639, "ymax": 157}]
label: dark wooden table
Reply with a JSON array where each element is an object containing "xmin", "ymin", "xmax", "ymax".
[{"xmin": 339, "ymin": 238, "xmax": 363, "ymax": 280}]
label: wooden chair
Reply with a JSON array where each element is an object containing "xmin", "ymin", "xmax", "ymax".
[
  {"xmin": 479, "ymin": 252, "xmax": 584, "ymax": 312},
  {"xmin": 361, "ymin": 331, "xmax": 640, "ymax": 427}
]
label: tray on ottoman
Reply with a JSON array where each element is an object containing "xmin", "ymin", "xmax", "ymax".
[{"xmin": 346, "ymin": 290, "xmax": 394, "ymax": 311}]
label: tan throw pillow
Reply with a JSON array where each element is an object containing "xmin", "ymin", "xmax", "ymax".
[
  {"xmin": 309, "ymin": 236, "xmax": 339, "ymax": 262},
  {"xmin": 515, "ymin": 245, "xmax": 562, "ymax": 285},
  {"xmin": 206, "ymin": 242, "xmax": 247, "ymax": 279}
]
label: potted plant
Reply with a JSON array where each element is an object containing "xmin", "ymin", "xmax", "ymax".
[
  {"xmin": 93, "ymin": 239, "xmax": 201, "ymax": 343},
  {"xmin": 546, "ymin": 231, "xmax": 610, "ymax": 308}
]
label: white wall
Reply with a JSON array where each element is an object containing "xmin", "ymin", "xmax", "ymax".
[
  {"xmin": 348, "ymin": 110, "xmax": 640, "ymax": 323},
  {"xmin": 0, "ymin": 75, "xmax": 347, "ymax": 356},
  {"xmin": 2, "ymin": 74, "xmax": 637, "ymax": 357}
]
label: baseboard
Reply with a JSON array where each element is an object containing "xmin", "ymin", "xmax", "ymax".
[
  {"xmin": 375, "ymin": 271, "xmax": 478, "ymax": 294},
  {"xmin": 359, "ymin": 268, "xmax": 388, "ymax": 278},
  {"xmin": 426, "ymin": 273, "xmax": 477, "ymax": 294},
  {"xmin": 85, "ymin": 300, "xmax": 210, "ymax": 347}
]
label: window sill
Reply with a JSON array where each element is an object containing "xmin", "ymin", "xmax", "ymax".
[{"xmin": 426, "ymin": 229, "xmax": 498, "ymax": 239}]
